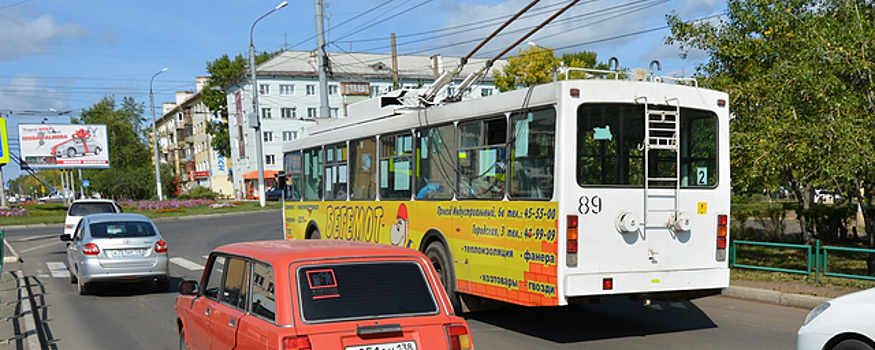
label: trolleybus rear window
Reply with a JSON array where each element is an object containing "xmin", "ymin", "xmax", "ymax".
[{"xmin": 576, "ymin": 103, "xmax": 717, "ymax": 187}]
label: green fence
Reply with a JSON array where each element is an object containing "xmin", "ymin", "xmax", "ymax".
[{"xmin": 730, "ymin": 240, "xmax": 875, "ymax": 284}]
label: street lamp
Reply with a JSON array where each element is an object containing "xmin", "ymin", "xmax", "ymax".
[
  {"xmin": 150, "ymin": 68, "xmax": 168, "ymax": 201},
  {"xmin": 250, "ymin": 0, "xmax": 288, "ymax": 207}
]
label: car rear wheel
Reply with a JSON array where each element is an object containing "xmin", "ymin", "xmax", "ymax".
[
  {"xmin": 179, "ymin": 328, "xmax": 189, "ymax": 350},
  {"xmin": 77, "ymin": 279, "xmax": 92, "ymax": 295},
  {"xmin": 833, "ymin": 339, "xmax": 874, "ymax": 350},
  {"xmin": 424, "ymin": 241, "xmax": 461, "ymax": 312}
]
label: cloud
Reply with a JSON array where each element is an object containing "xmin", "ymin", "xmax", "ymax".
[
  {"xmin": 0, "ymin": 76, "xmax": 70, "ymax": 111},
  {"xmin": 0, "ymin": 8, "xmax": 90, "ymax": 61}
]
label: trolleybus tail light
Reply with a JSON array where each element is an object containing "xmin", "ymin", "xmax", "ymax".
[
  {"xmin": 570, "ymin": 88, "xmax": 580, "ymax": 98},
  {"xmin": 718, "ymin": 99, "xmax": 727, "ymax": 107},
  {"xmin": 566, "ymin": 215, "xmax": 579, "ymax": 267},
  {"xmin": 283, "ymin": 336, "xmax": 312, "ymax": 350},
  {"xmin": 445, "ymin": 324, "xmax": 473, "ymax": 350},
  {"xmin": 716, "ymin": 214, "xmax": 728, "ymax": 261},
  {"xmin": 603, "ymin": 277, "xmax": 613, "ymax": 290}
]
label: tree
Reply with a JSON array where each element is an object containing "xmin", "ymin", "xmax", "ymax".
[
  {"xmin": 492, "ymin": 46, "xmax": 609, "ymax": 92},
  {"xmin": 202, "ymin": 51, "xmax": 279, "ymax": 158},
  {"xmin": 666, "ymin": 0, "xmax": 875, "ymax": 271},
  {"xmin": 72, "ymin": 96, "xmax": 159, "ymax": 199}
]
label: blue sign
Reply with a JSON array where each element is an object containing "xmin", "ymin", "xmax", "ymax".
[
  {"xmin": 217, "ymin": 155, "xmax": 226, "ymax": 172},
  {"xmin": 83, "ymin": 180, "xmax": 90, "ymax": 188}
]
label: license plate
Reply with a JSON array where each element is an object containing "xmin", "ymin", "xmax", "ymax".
[
  {"xmin": 346, "ymin": 341, "xmax": 417, "ymax": 350},
  {"xmin": 110, "ymin": 249, "xmax": 145, "ymax": 258}
]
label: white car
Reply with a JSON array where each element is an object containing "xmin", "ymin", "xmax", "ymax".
[
  {"xmin": 64, "ymin": 199, "xmax": 123, "ymax": 238},
  {"xmin": 797, "ymin": 287, "xmax": 875, "ymax": 350}
]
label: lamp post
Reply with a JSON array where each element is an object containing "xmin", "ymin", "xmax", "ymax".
[
  {"xmin": 250, "ymin": 1, "xmax": 288, "ymax": 207},
  {"xmin": 150, "ymin": 68, "xmax": 168, "ymax": 201}
]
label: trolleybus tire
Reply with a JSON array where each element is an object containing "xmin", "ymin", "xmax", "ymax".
[
  {"xmin": 308, "ymin": 228, "xmax": 321, "ymax": 239},
  {"xmin": 425, "ymin": 241, "xmax": 462, "ymax": 313}
]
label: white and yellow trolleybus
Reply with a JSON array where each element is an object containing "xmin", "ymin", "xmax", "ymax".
[{"xmin": 280, "ymin": 66, "xmax": 730, "ymax": 309}]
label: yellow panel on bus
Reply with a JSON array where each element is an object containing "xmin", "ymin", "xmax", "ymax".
[{"xmin": 284, "ymin": 200, "xmax": 560, "ymax": 306}]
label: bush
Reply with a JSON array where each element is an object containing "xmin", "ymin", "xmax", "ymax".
[
  {"xmin": 805, "ymin": 204, "xmax": 855, "ymax": 245},
  {"xmin": 180, "ymin": 187, "xmax": 218, "ymax": 200}
]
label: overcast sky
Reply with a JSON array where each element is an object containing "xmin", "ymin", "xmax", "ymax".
[{"xmin": 0, "ymin": 0, "xmax": 723, "ymax": 182}]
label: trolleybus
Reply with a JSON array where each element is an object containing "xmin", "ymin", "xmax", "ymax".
[{"xmin": 279, "ymin": 66, "xmax": 730, "ymax": 310}]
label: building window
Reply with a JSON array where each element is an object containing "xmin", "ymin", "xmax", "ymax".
[
  {"xmin": 446, "ymin": 87, "xmax": 455, "ymax": 96},
  {"xmin": 307, "ymin": 108, "xmax": 317, "ymax": 119},
  {"xmin": 261, "ymin": 108, "xmax": 272, "ymax": 119},
  {"xmin": 370, "ymin": 86, "xmax": 381, "ymax": 97},
  {"xmin": 306, "ymin": 85, "xmax": 316, "ymax": 95},
  {"xmin": 266, "ymin": 154, "xmax": 276, "ymax": 165},
  {"xmin": 281, "ymin": 107, "xmax": 296, "ymax": 119},
  {"xmin": 329, "ymin": 85, "xmax": 338, "ymax": 95},
  {"xmin": 259, "ymin": 84, "xmax": 270, "ymax": 95},
  {"xmin": 279, "ymin": 84, "xmax": 295, "ymax": 95},
  {"xmin": 330, "ymin": 108, "xmax": 339, "ymax": 118},
  {"xmin": 481, "ymin": 88, "xmax": 493, "ymax": 97},
  {"xmin": 283, "ymin": 131, "xmax": 298, "ymax": 142},
  {"xmin": 264, "ymin": 131, "xmax": 273, "ymax": 142}
]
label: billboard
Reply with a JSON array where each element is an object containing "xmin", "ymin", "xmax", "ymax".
[
  {"xmin": 18, "ymin": 124, "xmax": 110, "ymax": 169},
  {"xmin": 0, "ymin": 118, "xmax": 9, "ymax": 164}
]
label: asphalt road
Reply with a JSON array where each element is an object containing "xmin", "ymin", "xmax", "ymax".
[{"xmin": 2, "ymin": 210, "xmax": 809, "ymax": 349}]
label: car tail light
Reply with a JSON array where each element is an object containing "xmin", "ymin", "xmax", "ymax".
[
  {"xmin": 83, "ymin": 243, "xmax": 100, "ymax": 255},
  {"xmin": 445, "ymin": 324, "xmax": 472, "ymax": 350},
  {"xmin": 65, "ymin": 225, "xmax": 73, "ymax": 230},
  {"xmin": 283, "ymin": 336, "xmax": 311, "ymax": 350},
  {"xmin": 154, "ymin": 240, "xmax": 168, "ymax": 253},
  {"xmin": 716, "ymin": 214, "xmax": 728, "ymax": 261},
  {"xmin": 566, "ymin": 215, "xmax": 578, "ymax": 267}
]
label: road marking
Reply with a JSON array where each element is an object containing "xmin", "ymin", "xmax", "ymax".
[
  {"xmin": 46, "ymin": 262, "xmax": 70, "ymax": 279},
  {"xmin": 170, "ymin": 257, "xmax": 204, "ymax": 271}
]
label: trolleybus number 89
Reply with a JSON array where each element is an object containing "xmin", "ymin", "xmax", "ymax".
[{"xmin": 578, "ymin": 195, "xmax": 602, "ymax": 215}]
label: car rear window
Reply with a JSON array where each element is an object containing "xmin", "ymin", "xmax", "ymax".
[
  {"xmin": 70, "ymin": 203, "xmax": 118, "ymax": 216},
  {"xmin": 297, "ymin": 262, "xmax": 438, "ymax": 322},
  {"xmin": 90, "ymin": 222, "xmax": 156, "ymax": 238}
]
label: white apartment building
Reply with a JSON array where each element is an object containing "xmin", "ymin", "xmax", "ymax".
[
  {"xmin": 156, "ymin": 77, "xmax": 233, "ymax": 197},
  {"xmin": 226, "ymin": 50, "xmax": 505, "ymax": 200}
]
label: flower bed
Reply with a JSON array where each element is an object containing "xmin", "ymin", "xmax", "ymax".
[
  {"xmin": 119, "ymin": 199, "xmax": 214, "ymax": 211},
  {"xmin": 0, "ymin": 206, "xmax": 28, "ymax": 217}
]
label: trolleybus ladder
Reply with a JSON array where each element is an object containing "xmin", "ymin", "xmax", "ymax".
[{"xmin": 637, "ymin": 97, "xmax": 681, "ymax": 227}]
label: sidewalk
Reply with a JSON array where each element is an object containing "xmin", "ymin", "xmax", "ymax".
[{"xmin": 0, "ymin": 262, "xmax": 37, "ymax": 350}]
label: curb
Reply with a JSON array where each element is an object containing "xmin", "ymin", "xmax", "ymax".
[{"xmin": 726, "ymin": 285, "xmax": 829, "ymax": 309}]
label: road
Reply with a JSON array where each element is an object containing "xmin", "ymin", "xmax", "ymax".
[{"xmin": 3, "ymin": 210, "xmax": 808, "ymax": 349}]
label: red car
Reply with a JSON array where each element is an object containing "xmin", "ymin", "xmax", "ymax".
[{"xmin": 175, "ymin": 240, "xmax": 473, "ymax": 350}]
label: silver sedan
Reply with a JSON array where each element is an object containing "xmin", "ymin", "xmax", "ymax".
[{"xmin": 60, "ymin": 213, "xmax": 170, "ymax": 295}]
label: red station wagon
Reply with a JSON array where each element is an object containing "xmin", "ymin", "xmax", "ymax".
[{"xmin": 175, "ymin": 240, "xmax": 473, "ymax": 350}]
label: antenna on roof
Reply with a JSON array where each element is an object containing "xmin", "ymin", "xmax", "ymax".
[{"xmin": 419, "ymin": 0, "xmax": 541, "ymax": 105}]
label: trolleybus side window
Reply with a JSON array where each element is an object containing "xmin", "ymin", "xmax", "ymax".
[
  {"xmin": 576, "ymin": 103, "xmax": 717, "ymax": 187},
  {"xmin": 283, "ymin": 151, "xmax": 303, "ymax": 201},
  {"xmin": 458, "ymin": 117, "xmax": 507, "ymax": 199},
  {"xmin": 416, "ymin": 124, "xmax": 456, "ymax": 199},
  {"xmin": 509, "ymin": 107, "xmax": 556, "ymax": 199},
  {"xmin": 303, "ymin": 147, "xmax": 323, "ymax": 200},
  {"xmin": 325, "ymin": 143, "xmax": 348, "ymax": 200},
  {"xmin": 380, "ymin": 132, "xmax": 414, "ymax": 200},
  {"xmin": 350, "ymin": 137, "xmax": 377, "ymax": 200}
]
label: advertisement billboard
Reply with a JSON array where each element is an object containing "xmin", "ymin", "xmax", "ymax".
[
  {"xmin": 18, "ymin": 124, "xmax": 110, "ymax": 169},
  {"xmin": 0, "ymin": 118, "xmax": 9, "ymax": 164}
]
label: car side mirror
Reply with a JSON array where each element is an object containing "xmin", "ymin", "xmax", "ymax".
[
  {"xmin": 178, "ymin": 280, "xmax": 199, "ymax": 296},
  {"xmin": 60, "ymin": 234, "xmax": 72, "ymax": 242}
]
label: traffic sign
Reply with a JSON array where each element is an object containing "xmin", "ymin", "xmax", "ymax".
[{"xmin": 83, "ymin": 180, "xmax": 90, "ymax": 188}]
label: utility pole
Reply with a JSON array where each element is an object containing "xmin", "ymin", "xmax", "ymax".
[
  {"xmin": 391, "ymin": 33, "xmax": 399, "ymax": 90},
  {"xmin": 315, "ymin": 0, "xmax": 330, "ymax": 118}
]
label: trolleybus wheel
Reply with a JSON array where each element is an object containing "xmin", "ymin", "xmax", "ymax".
[
  {"xmin": 425, "ymin": 241, "xmax": 461, "ymax": 312},
  {"xmin": 309, "ymin": 228, "xmax": 321, "ymax": 240}
]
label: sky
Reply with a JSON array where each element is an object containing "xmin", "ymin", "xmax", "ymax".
[{"xmin": 0, "ymin": 0, "xmax": 723, "ymax": 183}]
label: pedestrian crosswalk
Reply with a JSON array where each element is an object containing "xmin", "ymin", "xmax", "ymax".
[{"xmin": 42, "ymin": 256, "xmax": 206, "ymax": 279}]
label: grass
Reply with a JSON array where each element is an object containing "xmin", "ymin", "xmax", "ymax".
[
  {"xmin": 0, "ymin": 200, "xmax": 283, "ymax": 226},
  {"xmin": 731, "ymin": 244, "xmax": 875, "ymax": 289}
]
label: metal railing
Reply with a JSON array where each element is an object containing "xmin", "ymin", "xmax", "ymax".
[{"xmin": 730, "ymin": 239, "xmax": 875, "ymax": 284}]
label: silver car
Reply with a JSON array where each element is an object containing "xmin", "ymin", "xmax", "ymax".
[{"xmin": 60, "ymin": 213, "xmax": 170, "ymax": 295}]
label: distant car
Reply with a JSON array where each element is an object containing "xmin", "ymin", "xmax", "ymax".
[
  {"xmin": 797, "ymin": 287, "xmax": 875, "ymax": 350},
  {"xmin": 264, "ymin": 187, "xmax": 282, "ymax": 201},
  {"xmin": 176, "ymin": 240, "xmax": 473, "ymax": 350},
  {"xmin": 64, "ymin": 199, "xmax": 123, "ymax": 238},
  {"xmin": 38, "ymin": 189, "xmax": 74, "ymax": 204},
  {"xmin": 60, "ymin": 213, "xmax": 170, "ymax": 295},
  {"xmin": 54, "ymin": 137, "xmax": 103, "ymax": 158}
]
